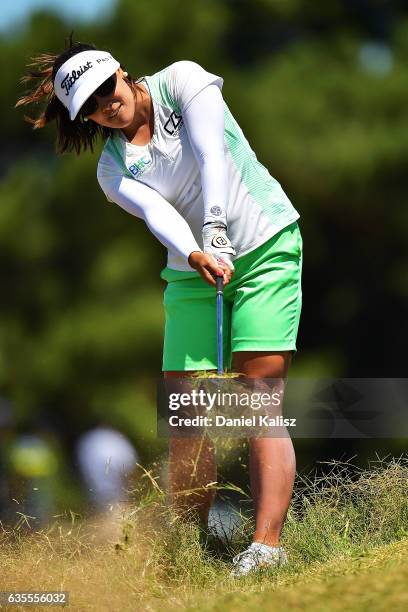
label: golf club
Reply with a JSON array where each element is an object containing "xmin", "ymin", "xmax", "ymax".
[{"xmin": 216, "ymin": 273, "xmax": 223, "ymax": 375}]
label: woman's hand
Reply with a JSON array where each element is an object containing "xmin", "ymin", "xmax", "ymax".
[
  {"xmin": 202, "ymin": 222, "xmax": 236, "ymax": 273},
  {"xmin": 188, "ymin": 251, "xmax": 233, "ymax": 286}
]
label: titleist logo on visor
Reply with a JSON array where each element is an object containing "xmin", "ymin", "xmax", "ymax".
[
  {"xmin": 54, "ymin": 51, "xmax": 120, "ymax": 120},
  {"xmin": 60, "ymin": 61, "xmax": 93, "ymax": 96}
]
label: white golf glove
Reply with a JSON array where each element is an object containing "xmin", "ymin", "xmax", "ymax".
[{"xmin": 202, "ymin": 221, "xmax": 236, "ymax": 271}]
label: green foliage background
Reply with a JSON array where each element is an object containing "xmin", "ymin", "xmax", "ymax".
[{"xmin": 1, "ymin": 0, "xmax": 407, "ymax": 498}]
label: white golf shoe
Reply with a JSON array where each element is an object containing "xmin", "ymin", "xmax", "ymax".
[{"xmin": 230, "ymin": 542, "xmax": 288, "ymax": 577}]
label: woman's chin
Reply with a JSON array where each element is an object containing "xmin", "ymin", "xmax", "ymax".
[{"xmin": 117, "ymin": 106, "xmax": 135, "ymax": 123}]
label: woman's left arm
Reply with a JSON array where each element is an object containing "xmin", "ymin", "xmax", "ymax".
[
  {"xmin": 182, "ymin": 83, "xmax": 236, "ymax": 270},
  {"xmin": 182, "ymin": 84, "xmax": 227, "ymax": 226}
]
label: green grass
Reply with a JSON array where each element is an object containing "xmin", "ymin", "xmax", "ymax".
[
  {"xmin": 190, "ymin": 538, "xmax": 408, "ymax": 612},
  {"xmin": 0, "ymin": 456, "xmax": 407, "ymax": 611}
]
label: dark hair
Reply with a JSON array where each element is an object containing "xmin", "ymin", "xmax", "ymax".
[{"xmin": 15, "ymin": 34, "xmax": 138, "ymax": 155}]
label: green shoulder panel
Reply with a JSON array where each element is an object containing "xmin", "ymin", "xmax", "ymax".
[
  {"xmin": 223, "ymin": 104, "xmax": 291, "ymax": 223},
  {"xmin": 144, "ymin": 67, "xmax": 180, "ymax": 114},
  {"xmin": 103, "ymin": 134, "xmax": 134, "ymax": 179}
]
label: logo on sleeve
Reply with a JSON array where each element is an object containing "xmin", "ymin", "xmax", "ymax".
[
  {"xmin": 164, "ymin": 111, "xmax": 183, "ymax": 136},
  {"xmin": 128, "ymin": 155, "xmax": 152, "ymax": 177}
]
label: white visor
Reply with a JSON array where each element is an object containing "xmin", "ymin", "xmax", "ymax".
[{"xmin": 54, "ymin": 50, "xmax": 120, "ymax": 120}]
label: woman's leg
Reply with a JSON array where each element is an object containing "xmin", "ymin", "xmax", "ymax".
[
  {"xmin": 232, "ymin": 350, "xmax": 296, "ymax": 547},
  {"xmin": 164, "ymin": 370, "xmax": 217, "ymax": 525}
]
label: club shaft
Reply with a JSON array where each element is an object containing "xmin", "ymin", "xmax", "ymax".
[{"xmin": 216, "ymin": 276, "xmax": 223, "ymax": 375}]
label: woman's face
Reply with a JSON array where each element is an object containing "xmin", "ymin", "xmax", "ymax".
[{"xmin": 83, "ymin": 68, "xmax": 136, "ymax": 128}]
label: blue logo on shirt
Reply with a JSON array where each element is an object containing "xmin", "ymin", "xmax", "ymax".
[{"xmin": 128, "ymin": 155, "xmax": 152, "ymax": 177}]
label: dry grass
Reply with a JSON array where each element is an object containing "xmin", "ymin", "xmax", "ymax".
[{"xmin": 0, "ymin": 456, "xmax": 407, "ymax": 611}]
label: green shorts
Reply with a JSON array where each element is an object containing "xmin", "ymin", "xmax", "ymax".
[{"xmin": 160, "ymin": 221, "xmax": 303, "ymax": 371}]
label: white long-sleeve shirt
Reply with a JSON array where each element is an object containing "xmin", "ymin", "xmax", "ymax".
[{"xmin": 97, "ymin": 60, "xmax": 300, "ymax": 275}]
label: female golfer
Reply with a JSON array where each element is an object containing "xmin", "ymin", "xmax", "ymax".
[{"xmin": 17, "ymin": 39, "xmax": 303, "ymax": 577}]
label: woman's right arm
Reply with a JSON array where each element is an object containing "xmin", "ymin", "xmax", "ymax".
[
  {"xmin": 100, "ymin": 175, "xmax": 200, "ymax": 261},
  {"xmin": 98, "ymin": 175, "xmax": 231, "ymax": 285}
]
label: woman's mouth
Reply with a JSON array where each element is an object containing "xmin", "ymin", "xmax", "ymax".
[{"xmin": 107, "ymin": 104, "xmax": 122, "ymax": 119}]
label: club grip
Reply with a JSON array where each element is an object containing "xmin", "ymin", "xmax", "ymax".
[{"xmin": 216, "ymin": 274, "xmax": 224, "ymax": 295}]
